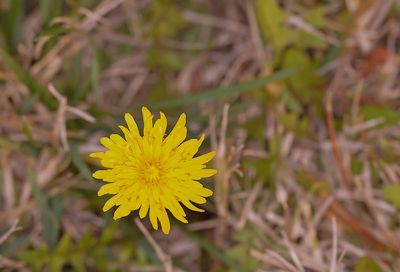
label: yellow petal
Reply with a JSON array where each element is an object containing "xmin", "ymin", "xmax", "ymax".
[
  {"xmin": 127, "ymin": 197, "xmax": 141, "ymax": 211},
  {"xmin": 164, "ymin": 201, "xmax": 187, "ymax": 224},
  {"xmin": 159, "ymin": 208, "xmax": 171, "ymax": 234},
  {"xmin": 142, "ymin": 106, "xmax": 153, "ymax": 137},
  {"xmin": 192, "ymin": 151, "xmax": 216, "ymax": 165},
  {"xmin": 110, "ymin": 134, "xmax": 126, "ymax": 147},
  {"xmin": 98, "ymin": 183, "xmax": 119, "ymax": 196},
  {"xmin": 89, "ymin": 152, "xmax": 105, "ymax": 159},
  {"xmin": 118, "ymin": 125, "xmax": 133, "ymax": 141},
  {"xmin": 153, "ymin": 112, "xmax": 167, "ymax": 139},
  {"xmin": 197, "ymin": 134, "xmax": 205, "ymax": 145},
  {"xmin": 100, "ymin": 137, "xmax": 113, "ymax": 149},
  {"xmin": 99, "ymin": 158, "xmax": 116, "ymax": 169},
  {"xmin": 185, "ymin": 193, "xmax": 206, "ymax": 204},
  {"xmin": 159, "ymin": 112, "xmax": 168, "ymax": 134},
  {"xmin": 181, "ymin": 199, "xmax": 204, "ymax": 212},
  {"xmin": 175, "ymin": 113, "xmax": 186, "ymax": 127},
  {"xmin": 162, "ymin": 189, "xmax": 188, "ymax": 223},
  {"xmin": 175, "ymin": 139, "xmax": 200, "ymax": 159},
  {"xmin": 165, "ymin": 126, "xmax": 187, "ymax": 151},
  {"xmin": 103, "ymin": 195, "xmax": 119, "ymax": 212},
  {"xmin": 93, "ymin": 170, "xmax": 109, "ymax": 180},
  {"xmin": 191, "ymin": 169, "xmax": 217, "ymax": 179},
  {"xmin": 198, "ymin": 186, "xmax": 213, "ymax": 197},
  {"xmin": 113, "ymin": 204, "xmax": 131, "ymax": 219},
  {"xmin": 149, "ymin": 205, "xmax": 159, "ymax": 230},
  {"xmin": 151, "ymin": 114, "xmax": 167, "ymax": 157},
  {"xmin": 124, "ymin": 113, "xmax": 140, "ymax": 137},
  {"xmin": 139, "ymin": 197, "xmax": 149, "ymax": 218}
]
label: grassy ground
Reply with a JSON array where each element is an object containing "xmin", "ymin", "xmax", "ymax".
[{"xmin": 1, "ymin": 0, "xmax": 400, "ymax": 271}]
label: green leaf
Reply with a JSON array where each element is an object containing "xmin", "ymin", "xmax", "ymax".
[
  {"xmin": 296, "ymin": 32, "xmax": 326, "ymax": 49},
  {"xmin": 182, "ymin": 228, "xmax": 246, "ymax": 272},
  {"xmin": 49, "ymin": 255, "xmax": 64, "ymax": 272},
  {"xmin": 282, "ymin": 48, "xmax": 322, "ymax": 103},
  {"xmin": 146, "ymin": 0, "xmax": 186, "ymax": 40},
  {"xmin": 305, "ymin": 6, "xmax": 326, "ymax": 28},
  {"xmin": 361, "ymin": 105, "xmax": 400, "ymax": 128},
  {"xmin": 254, "ymin": 0, "xmax": 294, "ymax": 52},
  {"xmin": 151, "ymin": 67, "xmax": 297, "ymax": 108},
  {"xmin": 280, "ymin": 112, "xmax": 310, "ymax": 137},
  {"xmin": 245, "ymin": 135, "xmax": 282, "ymax": 183},
  {"xmin": 147, "ymin": 47, "xmax": 183, "ymax": 71},
  {"xmin": 354, "ymin": 256, "xmax": 382, "ymax": 272},
  {"xmin": 296, "ymin": 171, "xmax": 330, "ymax": 195},
  {"xmin": 70, "ymin": 254, "xmax": 86, "ymax": 272},
  {"xmin": 55, "ymin": 235, "xmax": 72, "ymax": 255},
  {"xmin": 350, "ymin": 158, "xmax": 363, "ymax": 175},
  {"xmin": 382, "ymin": 184, "xmax": 400, "ymax": 210},
  {"xmin": 19, "ymin": 246, "xmax": 50, "ymax": 271},
  {"xmin": 282, "ymin": 90, "xmax": 302, "ymax": 113},
  {"xmin": 227, "ymin": 227, "xmax": 260, "ymax": 270}
]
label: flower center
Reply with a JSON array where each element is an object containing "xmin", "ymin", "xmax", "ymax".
[{"xmin": 146, "ymin": 165, "xmax": 161, "ymax": 182}]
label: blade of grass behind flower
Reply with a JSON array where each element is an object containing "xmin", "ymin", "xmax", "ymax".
[
  {"xmin": 69, "ymin": 141, "xmax": 93, "ymax": 182},
  {"xmin": 0, "ymin": 0, "xmax": 23, "ymax": 51},
  {"xmin": 0, "ymin": 47, "xmax": 56, "ymax": 110},
  {"xmin": 151, "ymin": 67, "xmax": 297, "ymax": 108},
  {"xmin": 30, "ymin": 173, "xmax": 60, "ymax": 250}
]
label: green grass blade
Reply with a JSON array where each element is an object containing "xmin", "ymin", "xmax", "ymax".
[
  {"xmin": 0, "ymin": 0, "xmax": 23, "ymax": 52},
  {"xmin": 39, "ymin": 0, "xmax": 63, "ymax": 23},
  {"xmin": 151, "ymin": 67, "xmax": 297, "ymax": 108},
  {"xmin": 69, "ymin": 141, "xmax": 93, "ymax": 182},
  {"xmin": 30, "ymin": 173, "xmax": 60, "ymax": 249},
  {"xmin": 0, "ymin": 47, "xmax": 56, "ymax": 110}
]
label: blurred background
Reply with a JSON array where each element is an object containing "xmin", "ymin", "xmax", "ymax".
[{"xmin": 1, "ymin": 0, "xmax": 400, "ymax": 271}]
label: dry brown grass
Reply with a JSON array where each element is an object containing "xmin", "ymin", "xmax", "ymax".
[{"xmin": 1, "ymin": 0, "xmax": 400, "ymax": 271}]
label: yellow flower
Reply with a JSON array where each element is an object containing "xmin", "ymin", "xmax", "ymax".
[{"xmin": 90, "ymin": 107, "xmax": 216, "ymax": 234}]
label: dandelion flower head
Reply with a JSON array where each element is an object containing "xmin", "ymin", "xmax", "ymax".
[{"xmin": 90, "ymin": 107, "xmax": 216, "ymax": 234}]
